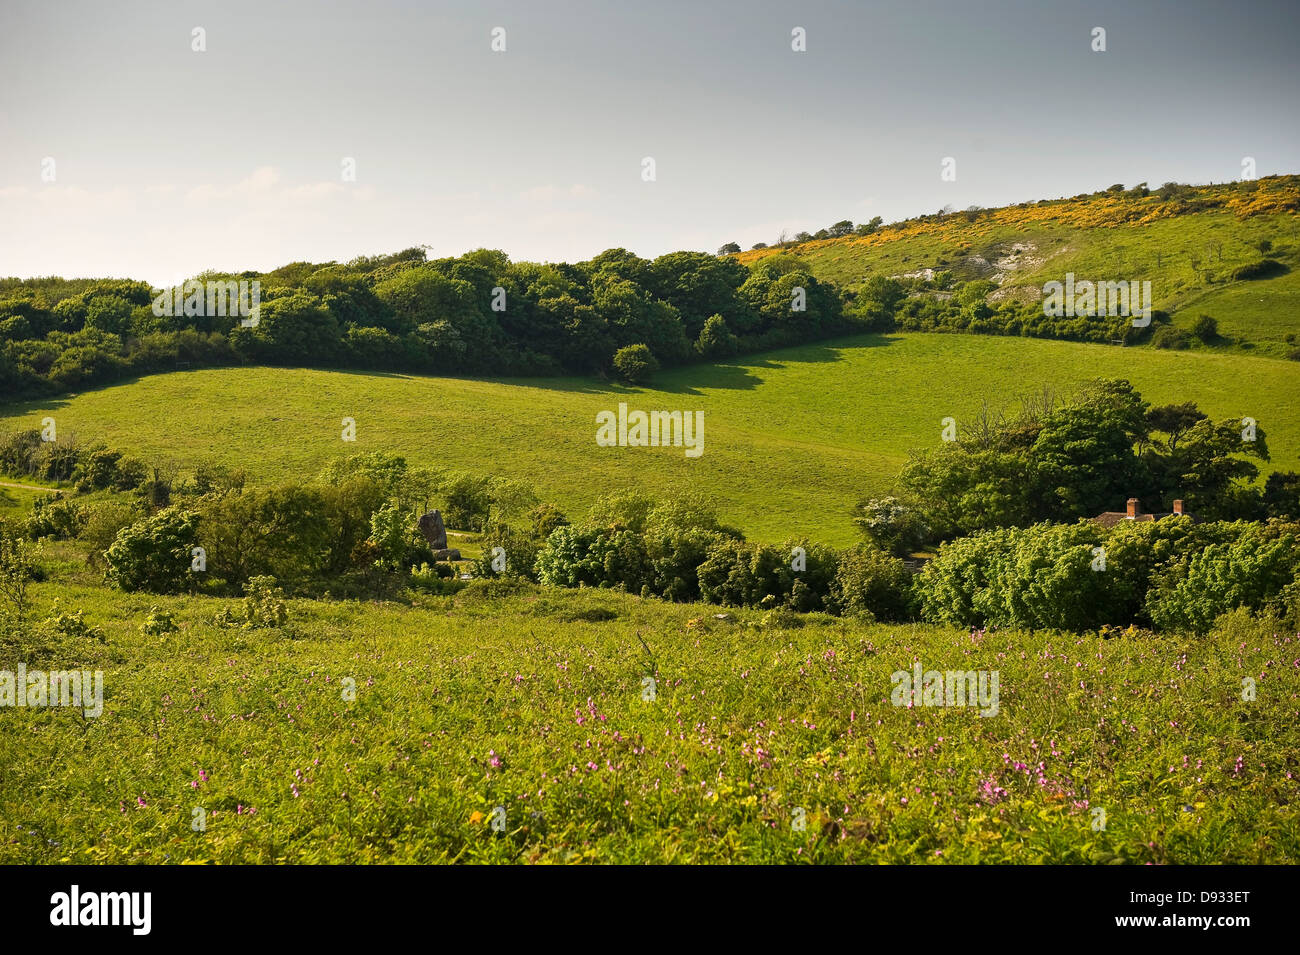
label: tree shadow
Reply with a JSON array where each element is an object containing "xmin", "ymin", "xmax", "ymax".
[
  {"xmin": 0, "ymin": 392, "xmax": 75, "ymax": 418},
  {"xmin": 652, "ymin": 333, "xmax": 901, "ymax": 395},
  {"xmin": 0, "ymin": 334, "xmax": 904, "ymax": 409}
]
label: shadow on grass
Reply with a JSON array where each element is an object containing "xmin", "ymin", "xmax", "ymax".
[
  {"xmin": 0, "ymin": 334, "xmax": 905, "ymax": 410},
  {"xmin": 652, "ymin": 334, "xmax": 901, "ymax": 396}
]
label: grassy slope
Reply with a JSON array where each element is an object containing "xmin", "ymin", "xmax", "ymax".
[
  {"xmin": 737, "ymin": 180, "xmax": 1300, "ymax": 357},
  {"xmin": 0, "ymin": 484, "xmax": 46, "ymax": 522},
  {"xmin": 2, "ymin": 333, "xmax": 1297, "ymax": 545},
  {"xmin": 3, "ymin": 570, "xmax": 1296, "ymax": 864}
]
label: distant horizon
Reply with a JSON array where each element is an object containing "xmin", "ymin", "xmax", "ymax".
[{"xmin": 4, "ymin": 170, "xmax": 1293, "ymax": 286}]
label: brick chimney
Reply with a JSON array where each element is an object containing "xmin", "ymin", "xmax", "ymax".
[
  {"xmin": 1126, "ymin": 498, "xmax": 1140, "ymax": 518},
  {"xmin": 1172, "ymin": 499, "xmax": 1184, "ymax": 516}
]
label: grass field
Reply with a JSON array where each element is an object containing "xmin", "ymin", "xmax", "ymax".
[
  {"xmin": 3, "ymin": 566, "xmax": 1296, "ymax": 864},
  {"xmin": 2, "ymin": 333, "xmax": 1297, "ymax": 545}
]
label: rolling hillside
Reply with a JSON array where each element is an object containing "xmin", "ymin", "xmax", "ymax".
[
  {"xmin": 3, "ymin": 332, "xmax": 1296, "ymax": 545},
  {"xmin": 736, "ymin": 176, "xmax": 1300, "ymax": 357}
]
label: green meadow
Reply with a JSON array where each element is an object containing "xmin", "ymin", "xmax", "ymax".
[
  {"xmin": 3, "ymin": 333, "xmax": 1297, "ymax": 545},
  {"xmin": 3, "ymin": 568, "xmax": 1296, "ymax": 864}
]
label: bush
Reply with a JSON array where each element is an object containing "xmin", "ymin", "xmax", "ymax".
[
  {"xmin": 914, "ymin": 519, "xmax": 1264, "ymax": 631},
  {"xmin": 368, "ymin": 501, "xmax": 424, "ymax": 569},
  {"xmin": 71, "ymin": 446, "xmax": 145, "ymax": 493},
  {"xmin": 195, "ymin": 486, "xmax": 334, "ymax": 589},
  {"xmin": 696, "ymin": 314, "xmax": 739, "ymax": 358},
  {"xmin": 40, "ymin": 602, "xmax": 105, "ymax": 642},
  {"xmin": 472, "ymin": 526, "xmax": 543, "ymax": 582},
  {"xmin": 1145, "ymin": 526, "xmax": 1300, "ymax": 633},
  {"xmin": 0, "ymin": 531, "xmax": 40, "ymax": 622},
  {"xmin": 612, "ymin": 344, "xmax": 659, "ymax": 384},
  {"xmin": 852, "ymin": 497, "xmax": 929, "ymax": 556},
  {"xmin": 410, "ymin": 562, "xmax": 464, "ymax": 595},
  {"xmin": 1190, "ymin": 314, "xmax": 1218, "ymax": 341},
  {"xmin": 1151, "ymin": 326, "xmax": 1191, "ymax": 350},
  {"xmin": 25, "ymin": 494, "xmax": 85, "ymax": 540},
  {"xmin": 642, "ymin": 526, "xmax": 727, "ymax": 601},
  {"xmin": 140, "ymin": 606, "xmax": 179, "ymax": 637},
  {"xmin": 829, "ymin": 545, "xmax": 911, "ymax": 620},
  {"xmin": 780, "ymin": 539, "xmax": 838, "ymax": 612},
  {"xmin": 697, "ymin": 539, "xmax": 790, "ymax": 608},
  {"xmin": 115, "ymin": 457, "xmax": 148, "ymax": 491},
  {"xmin": 1100, "ymin": 518, "xmax": 1226, "ymax": 625},
  {"xmin": 74, "ymin": 447, "xmax": 124, "ymax": 492},
  {"xmin": 104, "ymin": 508, "xmax": 200, "ymax": 593},
  {"xmin": 535, "ymin": 525, "xmax": 609, "ymax": 588},
  {"xmin": 586, "ymin": 490, "xmax": 655, "ymax": 534},
  {"xmin": 527, "ymin": 502, "xmax": 569, "ymax": 539},
  {"xmin": 80, "ymin": 500, "xmax": 141, "ymax": 569},
  {"xmin": 915, "ymin": 523, "xmax": 1111, "ymax": 629},
  {"xmin": 1263, "ymin": 472, "xmax": 1300, "ymax": 519},
  {"xmin": 241, "ymin": 576, "xmax": 289, "ymax": 629},
  {"xmin": 0, "ymin": 430, "xmax": 42, "ymax": 477},
  {"xmin": 438, "ymin": 472, "xmax": 494, "ymax": 532}
]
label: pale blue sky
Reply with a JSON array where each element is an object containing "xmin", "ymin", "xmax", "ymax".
[{"xmin": 1, "ymin": 0, "xmax": 1297, "ymax": 285}]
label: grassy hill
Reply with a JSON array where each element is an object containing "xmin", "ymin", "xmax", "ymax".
[
  {"xmin": 737, "ymin": 176, "xmax": 1300, "ymax": 357},
  {"xmin": 3, "ymin": 332, "xmax": 1297, "ymax": 544}
]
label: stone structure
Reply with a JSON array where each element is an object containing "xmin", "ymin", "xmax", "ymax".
[{"xmin": 418, "ymin": 509, "xmax": 461, "ymax": 561}]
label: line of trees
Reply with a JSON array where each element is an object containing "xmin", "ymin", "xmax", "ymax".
[
  {"xmin": 0, "ymin": 247, "xmax": 849, "ymax": 400},
  {"xmin": 719, "ymin": 216, "xmax": 886, "ymax": 254}
]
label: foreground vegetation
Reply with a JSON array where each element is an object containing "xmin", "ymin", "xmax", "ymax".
[{"xmin": 2, "ymin": 577, "xmax": 1296, "ymax": 864}]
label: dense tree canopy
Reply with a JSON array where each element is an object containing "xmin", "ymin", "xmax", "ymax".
[
  {"xmin": 0, "ymin": 247, "xmax": 849, "ymax": 399},
  {"xmin": 887, "ymin": 379, "xmax": 1275, "ymax": 543}
]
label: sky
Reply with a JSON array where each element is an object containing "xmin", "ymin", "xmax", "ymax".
[{"xmin": 1, "ymin": 0, "xmax": 1298, "ymax": 286}]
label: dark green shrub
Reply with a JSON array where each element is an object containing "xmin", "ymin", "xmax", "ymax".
[
  {"xmin": 472, "ymin": 524, "xmax": 543, "ymax": 582},
  {"xmin": 852, "ymin": 496, "xmax": 929, "ymax": 555},
  {"xmin": 1145, "ymin": 524, "xmax": 1300, "ymax": 633},
  {"xmin": 104, "ymin": 508, "xmax": 200, "ymax": 593},
  {"xmin": 1190, "ymin": 314, "xmax": 1218, "ymax": 341},
  {"xmin": 612, "ymin": 343, "xmax": 658, "ymax": 384},
  {"xmin": 829, "ymin": 545, "xmax": 912, "ymax": 620},
  {"xmin": 697, "ymin": 539, "xmax": 789, "ymax": 608},
  {"xmin": 1152, "ymin": 326, "xmax": 1191, "ymax": 350}
]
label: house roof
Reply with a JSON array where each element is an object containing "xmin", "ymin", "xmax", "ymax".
[{"xmin": 1092, "ymin": 509, "xmax": 1195, "ymax": 529}]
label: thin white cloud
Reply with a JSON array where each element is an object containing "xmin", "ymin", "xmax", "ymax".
[{"xmin": 519, "ymin": 183, "xmax": 597, "ymax": 202}]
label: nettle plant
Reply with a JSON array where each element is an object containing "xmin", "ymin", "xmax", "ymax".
[
  {"xmin": 140, "ymin": 606, "xmax": 179, "ymax": 638},
  {"xmin": 213, "ymin": 576, "xmax": 289, "ymax": 631}
]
